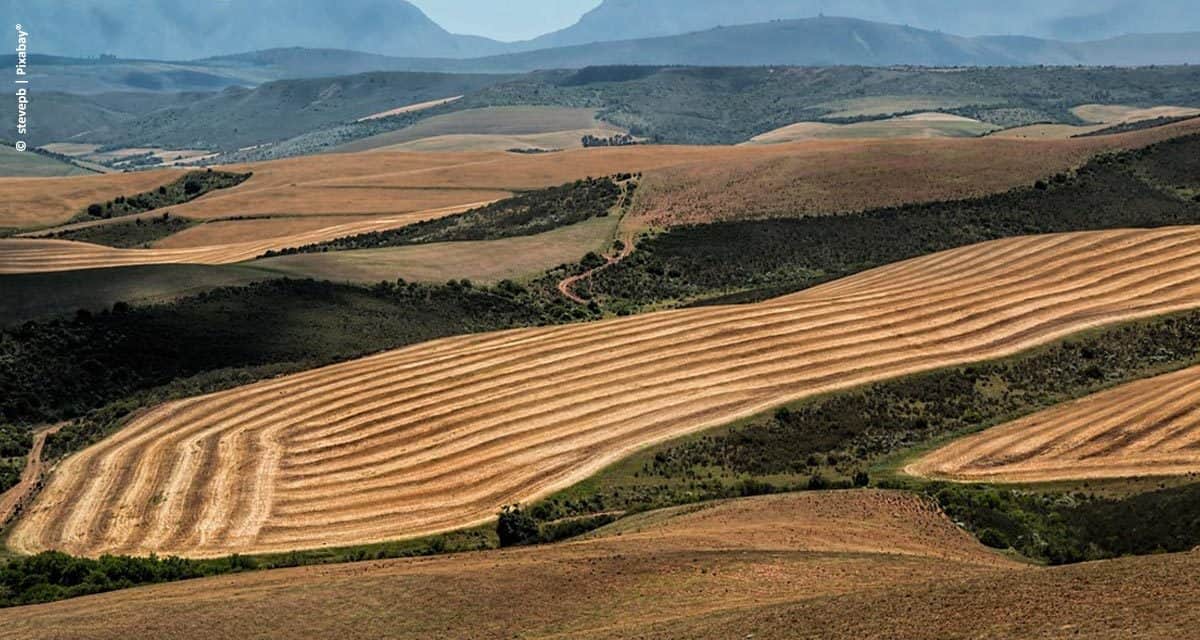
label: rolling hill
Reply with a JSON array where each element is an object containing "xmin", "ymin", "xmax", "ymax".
[
  {"xmin": 12, "ymin": 225, "xmax": 1200, "ymax": 557},
  {"xmin": 467, "ymin": 18, "xmax": 1200, "ymax": 70},
  {"xmin": 1, "ymin": 0, "xmax": 507, "ymax": 60},
  {"xmin": 519, "ymin": 0, "xmax": 1200, "ymax": 48},
  {"xmin": 74, "ymin": 72, "xmax": 511, "ymax": 151}
]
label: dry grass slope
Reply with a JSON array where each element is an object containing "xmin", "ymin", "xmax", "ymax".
[
  {"xmin": 908, "ymin": 364, "xmax": 1200, "ymax": 483},
  {"xmin": 6, "ymin": 490, "xmax": 1200, "ymax": 639},
  {"xmin": 12, "ymin": 227, "xmax": 1200, "ymax": 558},
  {"xmin": 0, "ymin": 491, "xmax": 1020, "ymax": 639}
]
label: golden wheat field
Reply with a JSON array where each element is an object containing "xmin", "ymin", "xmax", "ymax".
[
  {"xmin": 13, "ymin": 116, "xmax": 1198, "ymax": 238},
  {"xmin": 908, "ymin": 364, "xmax": 1200, "ymax": 483},
  {"xmin": 0, "ymin": 201, "xmax": 497, "ymax": 274},
  {"xmin": 12, "ymin": 226, "xmax": 1200, "ymax": 558}
]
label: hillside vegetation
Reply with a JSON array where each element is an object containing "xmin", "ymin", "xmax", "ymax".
[
  {"xmin": 267, "ymin": 175, "xmax": 631, "ymax": 256},
  {"xmin": 53, "ymin": 65, "xmax": 1200, "ymax": 159},
  {"xmin": 73, "ymin": 170, "xmax": 251, "ymax": 223},
  {"xmin": 584, "ymin": 135, "xmax": 1200, "ymax": 309}
]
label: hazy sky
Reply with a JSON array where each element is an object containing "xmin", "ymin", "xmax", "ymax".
[{"xmin": 412, "ymin": 0, "xmax": 601, "ymax": 41}]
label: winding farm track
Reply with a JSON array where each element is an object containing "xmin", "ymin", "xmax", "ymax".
[
  {"xmin": 0, "ymin": 424, "xmax": 67, "ymax": 526},
  {"xmin": 0, "ymin": 201, "xmax": 497, "ymax": 274},
  {"xmin": 908, "ymin": 364, "xmax": 1200, "ymax": 483},
  {"xmin": 14, "ymin": 226, "xmax": 1200, "ymax": 558}
]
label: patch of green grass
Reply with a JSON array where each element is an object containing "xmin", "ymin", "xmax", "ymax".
[{"xmin": 0, "ymin": 146, "xmax": 93, "ymax": 177}]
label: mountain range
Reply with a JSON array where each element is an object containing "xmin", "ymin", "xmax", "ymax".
[
  {"xmin": 13, "ymin": 16, "xmax": 1200, "ymax": 95},
  {"xmin": 10, "ymin": 0, "xmax": 1200, "ymax": 61}
]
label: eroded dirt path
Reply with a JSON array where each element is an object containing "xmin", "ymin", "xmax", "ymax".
[
  {"xmin": 558, "ymin": 181, "xmax": 639, "ymax": 303},
  {"xmin": 0, "ymin": 423, "xmax": 67, "ymax": 527}
]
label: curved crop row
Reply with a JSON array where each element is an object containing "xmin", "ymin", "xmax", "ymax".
[
  {"xmin": 908, "ymin": 364, "xmax": 1200, "ymax": 483},
  {"xmin": 0, "ymin": 202, "xmax": 496, "ymax": 274},
  {"xmin": 12, "ymin": 226, "xmax": 1200, "ymax": 557}
]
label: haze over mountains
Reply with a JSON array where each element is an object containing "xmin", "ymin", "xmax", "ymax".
[
  {"xmin": 524, "ymin": 0, "xmax": 1200, "ymax": 48},
  {"xmin": 9, "ymin": 0, "xmax": 1200, "ymax": 61}
]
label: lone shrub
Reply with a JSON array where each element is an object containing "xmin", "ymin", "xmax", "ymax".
[{"xmin": 497, "ymin": 505, "xmax": 540, "ymax": 547}]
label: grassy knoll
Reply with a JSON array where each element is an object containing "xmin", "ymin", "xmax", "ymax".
[
  {"xmin": 49, "ymin": 214, "xmax": 195, "ymax": 248},
  {"xmin": 587, "ymin": 135, "xmax": 1200, "ymax": 311},
  {"xmin": 71, "ymin": 170, "xmax": 251, "ymax": 223}
]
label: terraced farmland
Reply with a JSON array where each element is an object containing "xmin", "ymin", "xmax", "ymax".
[
  {"xmin": 0, "ymin": 201, "xmax": 496, "ymax": 274},
  {"xmin": 13, "ymin": 226, "xmax": 1200, "ymax": 558},
  {"xmin": 909, "ymin": 364, "xmax": 1200, "ymax": 483}
]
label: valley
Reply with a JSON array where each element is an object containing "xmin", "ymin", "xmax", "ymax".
[{"xmin": 5, "ymin": 3, "xmax": 1200, "ymax": 636}]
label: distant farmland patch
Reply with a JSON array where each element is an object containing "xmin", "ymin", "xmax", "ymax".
[
  {"xmin": 254, "ymin": 215, "xmax": 619, "ymax": 285},
  {"xmin": 815, "ymin": 95, "xmax": 1002, "ymax": 119},
  {"xmin": 0, "ymin": 146, "xmax": 93, "ymax": 178},
  {"xmin": 744, "ymin": 113, "xmax": 999, "ymax": 145},
  {"xmin": 333, "ymin": 107, "xmax": 626, "ymax": 153}
]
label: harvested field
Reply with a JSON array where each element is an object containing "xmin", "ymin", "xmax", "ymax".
[
  {"xmin": 908, "ymin": 364, "xmax": 1200, "ymax": 483},
  {"xmin": 631, "ymin": 117, "xmax": 1200, "ymax": 227},
  {"xmin": 744, "ymin": 112, "xmax": 999, "ymax": 144},
  {"xmin": 12, "ymin": 118, "xmax": 1199, "ymax": 234},
  {"xmin": 254, "ymin": 215, "xmax": 619, "ymax": 284},
  {"xmin": 816, "ymin": 95, "xmax": 1002, "ymax": 118},
  {"xmin": 0, "ymin": 169, "xmax": 183, "ymax": 230},
  {"xmin": 0, "ymin": 202, "xmax": 496, "ymax": 274},
  {"xmin": 1072, "ymin": 104, "xmax": 1200, "ymax": 124},
  {"xmin": 356, "ymin": 96, "xmax": 463, "ymax": 122},
  {"xmin": 13, "ymin": 226, "xmax": 1200, "ymax": 557},
  {"xmin": 365, "ymin": 128, "xmax": 622, "ymax": 153},
  {"xmin": 0, "ymin": 491, "xmax": 1020, "ymax": 639},
  {"xmin": 993, "ymin": 105, "xmax": 1200, "ymax": 140},
  {"xmin": 990, "ymin": 123, "xmax": 1110, "ymax": 139},
  {"xmin": 333, "ymin": 106, "xmax": 624, "ymax": 153},
  {"xmin": 151, "ymin": 215, "xmax": 385, "ymax": 249}
]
